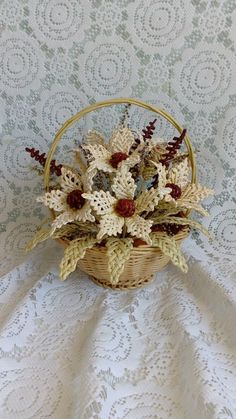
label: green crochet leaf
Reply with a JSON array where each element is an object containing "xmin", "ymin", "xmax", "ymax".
[
  {"xmin": 59, "ymin": 236, "xmax": 97, "ymax": 280},
  {"xmin": 25, "ymin": 227, "xmax": 51, "ymax": 251},
  {"xmin": 151, "ymin": 233, "xmax": 188, "ymax": 273},
  {"xmin": 106, "ymin": 238, "xmax": 133, "ymax": 284}
]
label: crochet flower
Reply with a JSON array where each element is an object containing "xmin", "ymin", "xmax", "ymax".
[
  {"xmin": 37, "ymin": 167, "xmax": 95, "ymax": 233},
  {"xmin": 153, "ymin": 159, "xmax": 214, "ymax": 214},
  {"xmin": 83, "ymin": 168, "xmax": 171, "ymax": 245},
  {"xmin": 81, "ymin": 127, "xmax": 142, "ymax": 174}
]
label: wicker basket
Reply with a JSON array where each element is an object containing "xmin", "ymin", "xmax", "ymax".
[{"xmin": 44, "ymin": 98, "xmax": 196, "ymax": 290}]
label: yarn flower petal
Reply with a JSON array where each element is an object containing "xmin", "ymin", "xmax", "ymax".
[
  {"xmin": 81, "ymin": 143, "xmax": 113, "ymax": 173},
  {"xmin": 125, "ymin": 215, "xmax": 153, "ymax": 245},
  {"xmin": 97, "ymin": 214, "xmax": 124, "ymax": 240},
  {"xmin": 50, "ymin": 202, "xmax": 95, "ymax": 234},
  {"xmin": 111, "ymin": 168, "xmax": 136, "ymax": 200},
  {"xmin": 83, "ymin": 190, "xmax": 116, "ymax": 215},
  {"xmin": 60, "ymin": 167, "xmax": 82, "ymax": 192},
  {"xmin": 37, "ymin": 190, "xmax": 66, "ymax": 211}
]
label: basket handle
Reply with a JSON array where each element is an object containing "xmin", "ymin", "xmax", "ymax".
[{"xmin": 44, "ymin": 98, "xmax": 196, "ymax": 189}]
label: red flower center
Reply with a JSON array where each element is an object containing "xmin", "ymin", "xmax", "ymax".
[
  {"xmin": 110, "ymin": 152, "xmax": 128, "ymax": 168},
  {"xmin": 166, "ymin": 183, "xmax": 182, "ymax": 199},
  {"xmin": 115, "ymin": 199, "xmax": 136, "ymax": 217},
  {"xmin": 66, "ymin": 189, "xmax": 85, "ymax": 210}
]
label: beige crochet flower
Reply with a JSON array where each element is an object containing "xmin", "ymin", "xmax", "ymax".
[
  {"xmin": 37, "ymin": 167, "xmax": 95, "ymax": 234},
  {"xmin": 81, "ymin": 127, "xmax": 142, "ymax": 174},
  {"xmin": 152, "ymin": 158, "xmax": 214, "ymax": 214},
  {"xmin": 83, "ymin": 168, "xmax": 171, "ymax": 245}
]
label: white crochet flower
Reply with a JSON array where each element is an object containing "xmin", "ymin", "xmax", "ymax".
[
  {"xmin": 153, "ymin": 158, "xmax": 190, "ymax": 201},
  {"xmin": 37, "ymin": 167, "xmax": 95, "ymax": 234},
  {"xmin": 83, "ymin": 168, "xmax": 171, "ymax": 245},
  {"xmin": 81, "ymin": 127, "xmax": 142, "ymax": 174},
  {"xmin": 153, "ymin": 158, "xmax": 214, "ymax": 214}
]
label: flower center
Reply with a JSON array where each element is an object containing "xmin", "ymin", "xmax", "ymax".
[
  {"xmin": 110, "ymin": 152, "xmax": 128, "ymax": 168},
  {"xmin": 66, "ymin": 189, "xmax": 85, "ymax": 210},
  {"xmin": 166, "ymin": 183, "xmax": 182, "ymax": 199},
  {"xmin": 115, "ymin": 199, "xmax": 136, "ymax": 217}
]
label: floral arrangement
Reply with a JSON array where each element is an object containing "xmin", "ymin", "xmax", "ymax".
[{"xmin": 26, "ymin": 115, "xmax": 213, "ymax": 285}]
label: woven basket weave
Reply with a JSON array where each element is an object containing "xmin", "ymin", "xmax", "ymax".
[{"xmin": 44, "ymin": 98, "xmax": 196, "ymax": 290}]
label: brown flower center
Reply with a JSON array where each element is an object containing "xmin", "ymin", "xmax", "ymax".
[
  {"xmin": 166, "ymin": 183, "xmax": 182, "ymax": 199},
  {"xmin": 115, "ymin": 199, "xmax": 136, "ymax": 217},
  {"xmin": 66, "ymin": 189, "xmax": 85, "ymax": 210},
  {"xmin": 110, "ymin": 152, "xmax": 128, "ymax": 168}
]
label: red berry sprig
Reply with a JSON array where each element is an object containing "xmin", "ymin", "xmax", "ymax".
[
  {"xmin": 160, "ymin": 129, "xmax": 187, "ymax": 167},
  {"xmin": 142, "ymin": 119, "xmax": 157, "ymax": 141},
  {"xmin": 25, "ymin": 147, "xmax": 62, "ymax": 176}
]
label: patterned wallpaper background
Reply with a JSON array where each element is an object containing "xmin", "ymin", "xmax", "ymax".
[{"xmin": 0, "ymin": 0, "xmax": 236, "ymax": 271}]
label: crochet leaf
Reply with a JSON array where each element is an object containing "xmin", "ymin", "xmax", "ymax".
[
  {"xmin": 59, "ymin": 236, "xmax": 97, "ymax": 280},
  {"xmin": 177, "ymin": 202, "xmax": 209, "ymax": 216},
  {"xmin": 106, "ymin": 238, "xmax": 133, "ymax": 284},
  {"xmin": 83, "ymin": 190, "xmax": 116, "ymax": 215},
  {"xmin": 141, "ymin": 162, "xmax": 157, "ymax": 180},
  {"xmin": 157, "ymin": 198, "xmax": 209, "ymax": 216},
  {"xmin": 136, "ymin": 188, "xmax": 160, "ymax": 213},
  {"xmin": 85, "ymin": 130, "xmax": 105, "ymax": 145},
  {"xmin": 82, "ymin": 143, "xmax": 110, "ymax": 161},
  {"xmin": 25, "ymin": 227, "xmax": 51, "ymax": 251},
  {"xmin": 109, "ymin": 127, "xmax": 135, "ymax": 154},
  {"xmin": 150, "ymin": 162, "xmax": 167, "ymax": 187},
  {"xmin": 97, "ymin": 214, "xmax": 124, "ymax": 240},
  {"xmin": 52, "ymin": 223, "xmax": 82, "ymax": 239},
  {"xmin": 181, "ymin": 184, "xmax": 214, "ymax": 203},
  {"xmin": 151, "ymin": 216, "xmax": 210, "ymax": 238},
  {"xmin": 151, "ymin": 233, "xmax": 188, "ymax": 273},
  {"xmin": 53, "ymin": 222, "xmax": 98, "ymax": 239}
]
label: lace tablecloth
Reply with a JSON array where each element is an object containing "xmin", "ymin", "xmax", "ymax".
[{"xmin": 0, "ymin": 0, "xmax": 236, "ymax": 417}]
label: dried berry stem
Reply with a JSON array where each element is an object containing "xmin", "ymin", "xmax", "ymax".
[
  {"xmin": 25, "ymin": 147, "xmax": 62, "ymax": 176},
  {"xmin": 142, "ymin": 119, "xmax": 157, "ymax": 141},
  {"xmin": 160, "ymin": 129, "xmax": 187, "ymax": 167},
  {"xmin": 120, "ymin": 103, "xmax": 131, "ymax": 127}
]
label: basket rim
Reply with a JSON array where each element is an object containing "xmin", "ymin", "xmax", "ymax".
[{"xmin": 57, "ymin": 228, "xmax": 189, "ymax": 252}]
